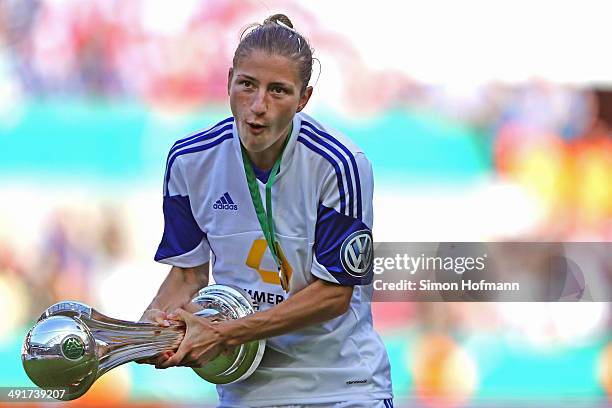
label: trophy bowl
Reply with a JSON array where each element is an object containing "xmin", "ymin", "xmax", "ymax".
[
  {"xmin": 191, "ymin": 285, "xmax": 266, "ymax": 384},
  {"xmin": 21, "ymin": 284, "xmax": 265, "ymax": 400}
]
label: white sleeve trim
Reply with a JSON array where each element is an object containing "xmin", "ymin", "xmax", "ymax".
[{"xmin": 310, "ymin": 254, "xmax": 340, "ymax": 284}]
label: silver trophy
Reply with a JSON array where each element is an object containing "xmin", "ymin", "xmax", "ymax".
[{"xmin": 22, "ymin": 284, "xmax": 265, "ymax": 400}]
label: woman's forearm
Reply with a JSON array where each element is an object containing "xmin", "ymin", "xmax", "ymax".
[
  {"xmin": 218, "ymin": 279, "xmax": 353, "ymax": 347},
  {"xmin": 147, "ymin": 264, "xmax": 209, "ymax": 312}
]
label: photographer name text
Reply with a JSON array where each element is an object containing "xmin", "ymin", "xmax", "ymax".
[{"xmin": 373, "ymin": 279, "xmax": 520, "ymax": 292}]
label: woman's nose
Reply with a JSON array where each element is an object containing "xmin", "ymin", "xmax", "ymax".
[{"xmin": 250, "ymin": 90, "xmax": 267, "ymax": 115}]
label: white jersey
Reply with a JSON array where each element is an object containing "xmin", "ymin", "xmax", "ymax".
[{"xmin": 155, "ymin": 112, "xmax": 392, "ymax": 406}]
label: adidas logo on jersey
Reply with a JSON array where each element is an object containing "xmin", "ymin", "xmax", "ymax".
[{"xmin": 213, "ymin": 192, "xmax": 238, "ymax": 211}]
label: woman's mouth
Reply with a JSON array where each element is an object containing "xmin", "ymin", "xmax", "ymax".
[{"xmin": 246, "ymin": 122, "xmax": 266, "ymax": 134}]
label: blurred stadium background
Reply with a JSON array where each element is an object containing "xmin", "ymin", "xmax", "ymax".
[{"xmin": 0, "ymin": 0, "xmax": 611, "ymax": 407}]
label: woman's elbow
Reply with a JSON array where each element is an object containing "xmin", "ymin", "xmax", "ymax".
[{"xmin": 328, "ymin": 286, "xmax": 353, "ymax": 318}]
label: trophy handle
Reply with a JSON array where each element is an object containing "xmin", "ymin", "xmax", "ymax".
[{"xmin": 79, "ymin": 315, "xmax": 184, "ymax": 376}]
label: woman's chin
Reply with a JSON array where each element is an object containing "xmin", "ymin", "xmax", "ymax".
[{"xmin": 241, "ymin": 138, "xmax": 267, "ymax": 153}]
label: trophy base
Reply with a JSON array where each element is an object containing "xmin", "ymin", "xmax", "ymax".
[{"xmin": 192, "ymin": 338, "xmax": 265, "ymax": 384}]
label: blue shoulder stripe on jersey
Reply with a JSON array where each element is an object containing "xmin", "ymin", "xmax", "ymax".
[
  {"xmin": 300, "ymin": 127, "xmax": 355, "ymax": 218},
  {"xmin": 169, "ymin": 122, "xmax": 233, "ymax": 158},
  {"xmin": 172, "ymin": 117, "xmax": 233, "ymax": 149},
  {"xmin": 297, "ymin": 136, "xmax": 347, "ymax": 216},
  {"xmin": 164, "ymin": 132, "xmax": 233, "ymax": 196},
  {"xmin": 164, "ymin": 118, "xmax": 233, "ymax": 181},
  {"xmin": 165, "ymin": 123, "xmax": 233, "ymax": 174},
  {"xmin": 301, "ymin": 120, "xmax": 362, "ymax": 220}
]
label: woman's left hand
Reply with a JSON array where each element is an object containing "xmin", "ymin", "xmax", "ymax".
[{"xmin": 156, "ymin": 307, "xmax": 228, "ymax": 368}]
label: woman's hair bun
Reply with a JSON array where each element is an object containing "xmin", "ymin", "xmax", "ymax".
[{"xmin": 263, "ymin": 14, "xmax": 293, "ymax": 29}]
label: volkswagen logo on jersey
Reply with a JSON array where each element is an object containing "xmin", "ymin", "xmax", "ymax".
[{"xmin": 340, "ymin": 230, "xmax": 373, "ymax": 277}]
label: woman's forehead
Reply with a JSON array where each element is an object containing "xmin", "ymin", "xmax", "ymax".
[{"xmin": 234, "ymin": 50, "xmax": 301, "ymax": 85}]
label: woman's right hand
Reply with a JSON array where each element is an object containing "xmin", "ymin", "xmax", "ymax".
[
  {"xmin": 140, "ymin": 308, "xmax": 172, "ymax": 327},
  {"xmin": 135, "ymin": 308, "xmax": 177, "ymax": 367}
]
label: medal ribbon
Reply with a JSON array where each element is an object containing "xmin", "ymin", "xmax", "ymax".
[{"xmin": 241, "ymin": 126, "xmax": 292, "ymax": 291}]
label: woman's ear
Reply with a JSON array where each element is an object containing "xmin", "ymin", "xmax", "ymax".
[
  {"xmin": 227, "ymin": 68, "xmax": 234, "ymax": 96},
  {"xmin": 297, "ymin": 86, "xmax": 313, "ymax": 112}
]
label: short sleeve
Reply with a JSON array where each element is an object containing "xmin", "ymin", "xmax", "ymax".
[
  {"xmin": 154, "ymin": 154, "xmax": 211, "ymax": 267},
  {"xmin": 311, "ymin": 152, "xmax": 374, "ymax": 285}
]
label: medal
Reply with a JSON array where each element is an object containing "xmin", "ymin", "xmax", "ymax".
[{"xmin": 275, "ymin": 241, "xmax": 292, "ymax": 292}]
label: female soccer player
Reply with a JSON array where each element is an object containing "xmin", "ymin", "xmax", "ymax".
[{"xmin": 140, "ymin": 14, "xmax": 393, "ymax": 408}]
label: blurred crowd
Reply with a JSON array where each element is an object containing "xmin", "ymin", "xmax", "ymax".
[
  {"xmin": 493, "ymin": 85, "xmax": 612, "ymax": 239},
  {"xmin": 0, "ymin": 205, "xmax": 128, "ymax": 341},
  {"xmin": 1, "ymin": 1, "xmax": 611, "ymax": 238},
  {"xmin": 0, "ymin": 0, "xmax": 238, "ymax": 104}
]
